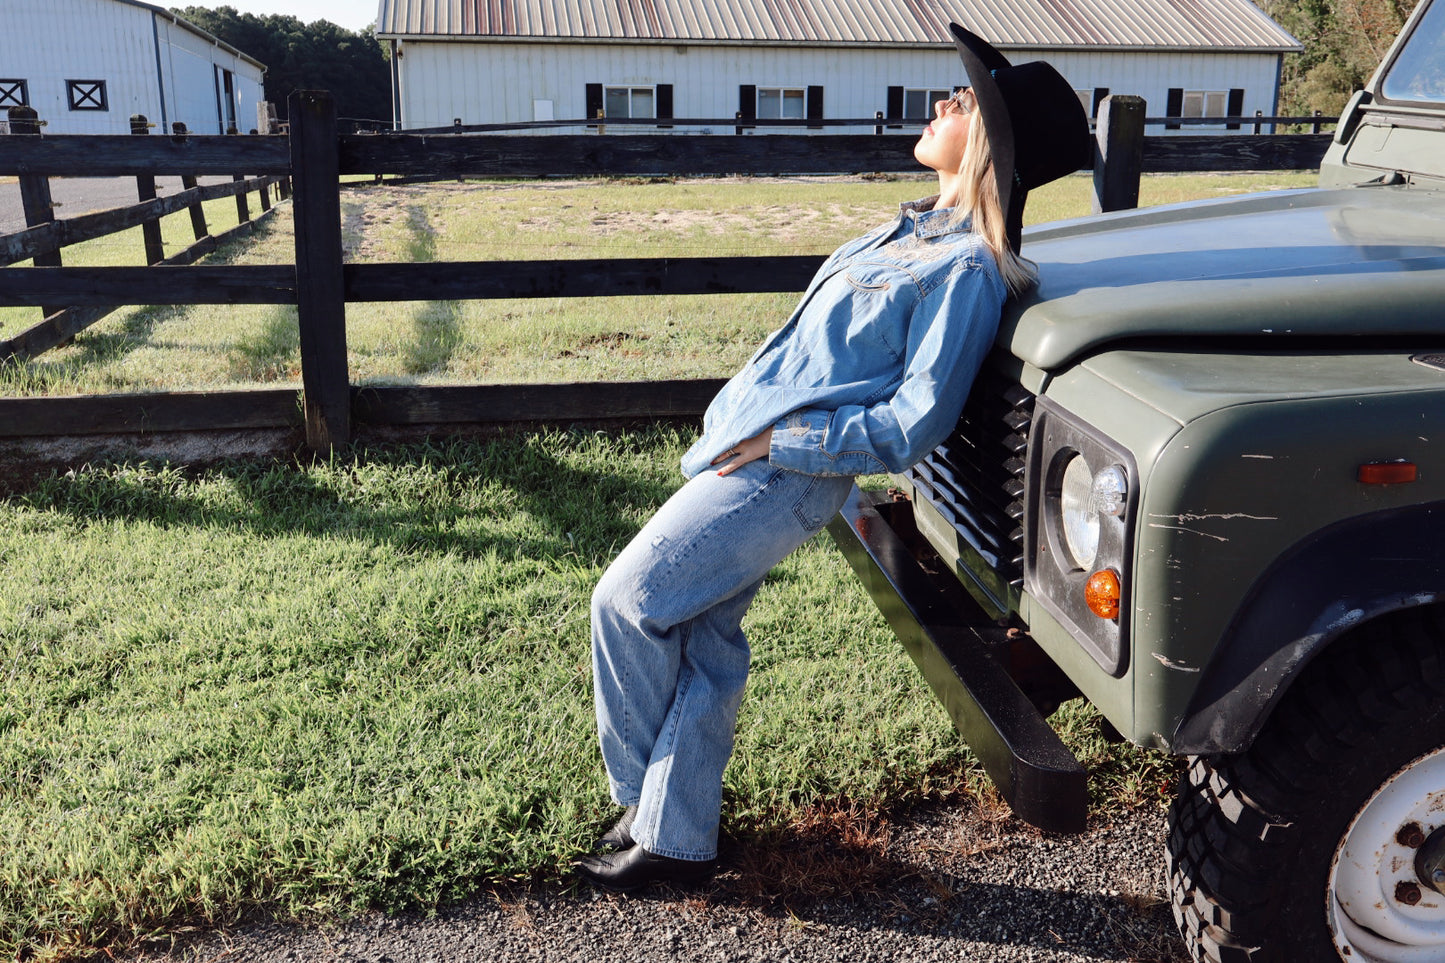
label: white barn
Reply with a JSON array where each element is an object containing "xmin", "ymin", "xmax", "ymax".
[
  {"xmin": 1, "ymin": 0, "xmax": 265, "ymax": 135},
  {"xmin": 375, "ymin": 0, "xmax": 1302, "ymax": 135}
]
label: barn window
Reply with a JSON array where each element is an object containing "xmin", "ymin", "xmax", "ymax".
[
  {"xmin": 757, "ymin": 87, "xmax": 807, "ymax": 120},
  {"xmin": 605, "ymin": 86, "xmax": 656, "ymax": 119},
  {"xmin": 1181, "ymin": 89, "xmax": 1229, "ymax": 124},
  {"xmin": 66, "ymin": 79, "xmax": 108, "ymax": 111},
  {"xmin": 0, "ymin": 79, "xmax": 28, "ymax": 108},
  {"xmin": 903, "ymin": 87, "xmax": 953, "ymax": 121}
]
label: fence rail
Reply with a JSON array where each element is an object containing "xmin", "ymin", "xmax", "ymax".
[
  {"xmin": 0, "ymin": 90, "xmax": 1336, "ymax": 466},
  {"xmin": 401, "ymin": 111, "xmax": 1337, "ymax": 135},
  {"xmin": 2, "ymin": 105, "xmax": 286, "ymax": 364}
]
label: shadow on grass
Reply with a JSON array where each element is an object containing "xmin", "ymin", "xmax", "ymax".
[
  {"xmin": 0, "ymin": 303, "xmax": 184, "ymax": 394},
  {"xmin": 5, "ymin": 433, "xmax": 681, "ymax": 565},
  {"xmin": 227, "ymin": 305, "xmax": 301, "ymax": 382},
  {"xmin": 397, "ymin": 204, "xmax": 463, "ymax": 376},
  {"xmin": 401, "ymin": 299, "xmax": 463, "ymax": 375}
]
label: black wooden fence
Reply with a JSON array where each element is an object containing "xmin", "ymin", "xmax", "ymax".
[
  {"xmin": 3, "ymin": 106, "xmax": 286, "ymax": 363},
  {"xmin": 0, "ymin": 91, "xmax": 1334, "ymax": 466}
]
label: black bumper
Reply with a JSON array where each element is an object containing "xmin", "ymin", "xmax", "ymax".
[{"xmin": 826, "ymin": 486, "xmax": 1087, "ymax": 834}]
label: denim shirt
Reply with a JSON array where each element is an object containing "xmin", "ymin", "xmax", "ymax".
[{"xmin": 680, "ymin": 197, "xmax": 1008, "ymax": 479}]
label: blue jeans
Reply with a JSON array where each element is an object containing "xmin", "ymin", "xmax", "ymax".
[{"xmin": 590, "ymin": 460, "xmax": 855, "ymax": 860}]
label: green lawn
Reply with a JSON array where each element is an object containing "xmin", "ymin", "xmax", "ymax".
[{"xmin": 0, "ymin": 432, "xmax": 1172, "ymax": 960}]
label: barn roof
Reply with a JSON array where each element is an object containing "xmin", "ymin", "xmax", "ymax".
[{"xmin": 374, "ymin": 0, "xmax": 1302, "ymax": 52}]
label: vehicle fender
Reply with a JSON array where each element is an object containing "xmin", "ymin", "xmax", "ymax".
[{"xmin": 1172, "ymin": 500, "xmax": 1445, "ymax": 755}]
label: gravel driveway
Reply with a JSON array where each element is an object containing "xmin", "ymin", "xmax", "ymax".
[{"xmin": 126, "ymin": 801, "xmax": 1187, "ymax": 963}]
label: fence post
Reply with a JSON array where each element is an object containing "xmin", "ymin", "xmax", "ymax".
[
  {"xmin": 874, "ymin": 110, "xmax": 883, "ymax": 136},
  {"xmin": 1092, "ymin": 95, "xmax": 1145, "ymax": 214},
  {"xmin": 257, "ymin": 101, "xmax": 280, "ymax": 134},
  {"xmin": 130, "ymin": 114, "xmax": 166, "ymax": 265},
  {"xmin": 10, "ymin": 105, "xmax": 65, "ymax": 319},
  {"xmin": 234, "ymin": 172, "xmax": 252, "ymax": 224},
  {"xmin": 288, "ymin": 89, "xmax": 350, "ymax": 451},
  {"xmin": 172, "ymin": 122, "xmax": 210, "ymax": 242}
]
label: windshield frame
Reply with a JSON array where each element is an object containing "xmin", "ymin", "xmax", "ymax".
[{"xmin": 1377, "ymin": 0, "xmax": 1445, "ymax": 107}]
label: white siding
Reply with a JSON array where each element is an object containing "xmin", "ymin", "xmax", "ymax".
[
  {"xmin": 1025, "ymin": 48, "xmax": 1284, "ymax": 131},
  {"xmin": 0, "ymin": 0, "xmax": 264, "ymax": 135},
  {"xmin": 395, "ymin": 39, "xmax": 1283, "ymax": 136},
  {"xmin": 154, "ymin": 16, "xmax": 265, "ymax": 134}
]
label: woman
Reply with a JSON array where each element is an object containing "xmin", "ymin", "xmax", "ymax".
[{"xmin": 578, "ymin": 26, "xmax": 1091, "ymax": 892}]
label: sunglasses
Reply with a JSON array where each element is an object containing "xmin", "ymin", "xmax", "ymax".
[{"xmin": 941, "ymin": 88, "xmax": 976, "ymax": 117}]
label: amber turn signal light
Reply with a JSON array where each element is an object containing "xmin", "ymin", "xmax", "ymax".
[
  {"xmin": 1358, "ymin": 461, "xmax": 1418, "ymax": 485},
  {"xmin": 1085, "ymin": 569, "xmax": 1122, "ymax": 620}
]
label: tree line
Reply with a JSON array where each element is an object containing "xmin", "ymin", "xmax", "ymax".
[
  {"xmin": 172, "ymin": 5, "xmax": 392, "ymax": 129},
  {"xmin": 1262, "ymin": 0, "xmax": 1422, "ymax": 115}
]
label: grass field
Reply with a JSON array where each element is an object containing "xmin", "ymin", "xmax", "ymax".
[
  {"xmin": 0, "ymin": 171, "xmax": 1316, "ymax": 396},
  {"xmin": 0, "ymin": 171, "xmax": 1311, "ymax": 959},
  {"xmin": 0, "ymin": 432, "xmax": 1174, "ymax": 961}
]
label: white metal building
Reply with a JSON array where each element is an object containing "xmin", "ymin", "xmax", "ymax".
[
  {"xmin": 375, "ymin": 0, "xmax": 1302, "ymax": 134},
  {"xmin": 1, "ymin": 0, "xmax": 266, "ymax": 135}
]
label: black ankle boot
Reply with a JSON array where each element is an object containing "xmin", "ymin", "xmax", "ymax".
[
  {"xmin": 594, "ymin": 805, "xmax": 638, "ymax": 853},
  {"xmin": 575, "ymin": 844, "xmax": 717, "ymax": 893}
]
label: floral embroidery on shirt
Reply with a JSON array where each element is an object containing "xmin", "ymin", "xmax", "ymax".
[{"xmin": 880, "ymin": 236, "xmax": 953, "ymax": 262}]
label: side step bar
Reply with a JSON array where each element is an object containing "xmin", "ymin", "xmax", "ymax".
[{"xmin": 827, "ymin": 486, "xmax": 1088, "ymax": 834}]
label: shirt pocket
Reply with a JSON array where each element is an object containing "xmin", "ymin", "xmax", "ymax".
[
  {"xmin": 840, "ymin": 264, "xmax": 908, "ymax": 366},
  {"xmin": 843, "ymin": 263, "xmax": 893, "ymax": 294}
]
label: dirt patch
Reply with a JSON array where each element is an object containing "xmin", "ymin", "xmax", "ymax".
[
  {"xmin": 337, "ymin": 176, "xmax": 915, "ymax": 254},
  {"xmin": 557, "ymin": 331, "xmax": 651, "ymax": 358},
  {"xmin": 567, "ymin": 204, "xmax": 878, "ymax": 244}
]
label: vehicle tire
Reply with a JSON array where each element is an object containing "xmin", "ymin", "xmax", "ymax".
[{"xmin": 1166, "ymin": 604, "xmax": 1445, "ymax": 962}]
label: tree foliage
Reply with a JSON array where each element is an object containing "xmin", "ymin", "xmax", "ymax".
[
  {"xmin": 1262, "ymin": 0, "xmax": 1422, "ymax": 115},
  {"xmin": 172, "ymin": 5, "xmax": 392, "ymax": 127}
]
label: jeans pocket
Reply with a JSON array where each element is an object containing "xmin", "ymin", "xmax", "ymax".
[{"xmin": 790, "ymin": 473, "xmax": 847, "ymax": 534}]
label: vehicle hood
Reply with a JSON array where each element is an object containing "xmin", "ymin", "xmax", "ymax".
[{"xmin": 1003, "ymin": 185, "xmax": 1445, "ymax": 370}]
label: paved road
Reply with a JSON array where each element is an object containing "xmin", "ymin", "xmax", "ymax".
[{"xmin": 0, "ymin": 176, "xmax": 225, "ymax": 234}]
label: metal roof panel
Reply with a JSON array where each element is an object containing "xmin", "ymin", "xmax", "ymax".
[{"xmin": 375, "ymin": 0, "xmax": 1301, "ymax": 50}]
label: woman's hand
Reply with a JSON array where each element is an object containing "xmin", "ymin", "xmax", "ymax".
[{"xmin": 710, "ymin": 428, "xmax": 773, "ymax": 477}]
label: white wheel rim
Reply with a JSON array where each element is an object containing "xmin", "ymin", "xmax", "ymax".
[{"xmin": 1328, "ymin": 745, "xmax": 1445, "ymax": 961}]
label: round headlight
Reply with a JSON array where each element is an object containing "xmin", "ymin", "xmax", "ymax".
[{"xmin": 1060, "ymin": 454, "xmax": 1099, "ymax": 569}]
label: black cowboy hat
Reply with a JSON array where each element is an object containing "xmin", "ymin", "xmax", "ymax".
[{"xmin": 948, "ymin": 24, "xmax": 1092, "ymax": 253}]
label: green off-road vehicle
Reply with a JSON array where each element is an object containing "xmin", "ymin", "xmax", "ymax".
[{"xmin": 829, "ymin": 2, "xmax": 1445, "ymax": 959}]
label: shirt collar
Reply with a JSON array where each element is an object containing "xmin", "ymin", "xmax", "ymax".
[{"xmin": 899, "ymin": 195, "xmax": 972, "ymax": 240}]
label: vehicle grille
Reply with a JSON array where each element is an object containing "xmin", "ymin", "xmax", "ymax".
[{"xmin": 903, "ymin": 364, "xmax": 1033, "ymax": 590}]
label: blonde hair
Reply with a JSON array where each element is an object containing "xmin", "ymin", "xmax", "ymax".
[{"xmin": 939, "ymin": 107, "xmax": 1037, "ymax": 296}]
